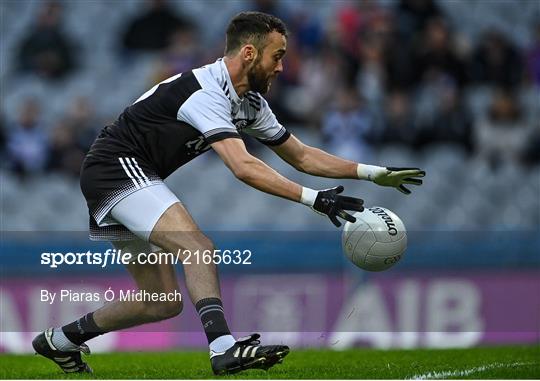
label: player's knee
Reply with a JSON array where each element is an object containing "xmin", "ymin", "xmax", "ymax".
[
  {"xmin": 146, "ymin": 300, "xmax": 183, "ymax": 321},
  {"xmin": 184, "ymin": 235, "xmax": 214, "ymax": 254},
  {"xmin": 159, "ymin": 300, "xmax": 183, "ymax": 319}
]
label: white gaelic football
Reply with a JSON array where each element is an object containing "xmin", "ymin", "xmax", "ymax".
[{"xmin": 342, "ymin": 206, "xmax": 407, "ymax": 271}]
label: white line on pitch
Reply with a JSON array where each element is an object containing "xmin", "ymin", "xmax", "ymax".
[{"xmin": 408, "ymin": 361, "xmax": 537, "ymax": 380}]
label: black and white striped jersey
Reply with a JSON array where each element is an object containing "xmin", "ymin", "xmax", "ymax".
[{"xmin": 86, "ymin": 58, "xmax": 289, "ymax": 179}]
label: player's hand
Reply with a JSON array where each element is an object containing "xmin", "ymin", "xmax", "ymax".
[
  {"xmin": 312, "ymin": 186, "xmax": 364, "ymax": 227},
  {"xmin": 372, "ymin": 167, "xmax": 425, "ymax": 195}
]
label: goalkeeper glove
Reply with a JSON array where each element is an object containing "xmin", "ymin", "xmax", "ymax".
[
  {"xmin": 357, "ymin": 165, "xmax": 425, "ymax": 195},
  {"xmin": 301, "ymin": 186, "xmax": 364, "ymax": 227}
]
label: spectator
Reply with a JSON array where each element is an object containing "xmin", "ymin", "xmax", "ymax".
[
  {"xmin": 61, "ymin": 96, "xmax": 100, "ymax": 151},
  {"xmin": 150, "ymin": 27, "xmax": 202, "ymax": 84},
  {"xmin": 356, "ymin": 31, "xmax": 387, "ymax": 108},
  {"xmin": 384, "ymin": 21, "xmax": 417, "ymax": 91},
  {"xmin": 396, "ymin": 0, "xmax": 441, "ymax": 39},
  {"xmin": 414, "ymin": 17, "xmax": 467, "ymax": 88},
  {"xmin": 475, "ymin": 89, "xmax": 531, "ymax": 169},
  {"xmin": 0, "ymin": 114, "xmax": 6, "ymax": 168},
  {"xmin": 290, "ymin": 45, "xmax": 347, "ymax": 124},
  {"xmin": 334, "ymin": 0, "xmax": 388, "ymax": 82},
  {"xmin": 286, "ymin": 9, "xmax": 324, "ymax": 59},
  {"xmin": 470, "ymin": 29, "xmax": 523, "ymax": 89},
  {"xmin": 417, "ymin": 80, "xmax": 474, "ymax": 152},
  {"xmin": 321, "ymin": 87, "xmax": 376, "ymax": 163},
  {"xmin": 526, "ymin": 23, "xmax": 540, "ymax": 87},
  {"xmin": 122, "ymin": 0, "xmax": 192, "ymax": 52},
  {"xmin": 16, "ymin": 1, "xmax": 77, "ymax": 80},
  {"xmin": 377, "ymin": 90, "xmax": 417, "ymax": 147},
  {"xmin": 6, "ymin": 98, "xmax": 49, "ymax": 176},
  {"xmin": 47, "ymin": 119, "xmax": 87, "ymax": 178},
  {"xmin": 335, "ymin": 0, "xmax": 386, "ymax": 59},
  {"xmin": 521, "ymin": 128, "xmax": 540, "ymax": 166}
]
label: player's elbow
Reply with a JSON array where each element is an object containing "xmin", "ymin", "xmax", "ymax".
[
  {"xmin": 231, "ymin": 160, "xmax": 257, "ymax": 182},
  {"xmin": 232, "ymin": 166, "xmax": 254, "ymax": 182},
  {"xmin": 287, "ymin": 143, "xmax": 312, "ymax": 173},
  {"xmin": 292, "ymin": 151, "xmax": 310, "ymax": 173},
  {"xmin": 293, "ymin": 159, "xmax": 308, "ymax": 173}
]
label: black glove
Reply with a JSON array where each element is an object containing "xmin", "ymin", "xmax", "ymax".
[{"xmin": 312, "ymin": 186, "xmax": 364, "ymax": 227}]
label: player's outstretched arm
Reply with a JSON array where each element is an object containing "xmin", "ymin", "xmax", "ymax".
[
  {"xmin": 271, "ymin": 134, "xmax": 425, "ymax": 195},
  {"xmin": 211, "ymin": 138, "xmax": 363, "ymax": 226}
]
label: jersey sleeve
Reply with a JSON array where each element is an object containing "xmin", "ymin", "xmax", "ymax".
[
  {"xmin": 177, "ymin": 90, "xmax": 240, "ymax": 144},
  {"xmin": 243, "ymin": 96, "xmax": 290, "ymax": 146}
]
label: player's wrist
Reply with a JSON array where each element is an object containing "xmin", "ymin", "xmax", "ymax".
[
  {"xmin": 356, "ymin": 164, "xmax": 386, "ymax": 181},
  {"xmin": 300, "ymin": 187, "xmax": 318, "ymax": 207}
]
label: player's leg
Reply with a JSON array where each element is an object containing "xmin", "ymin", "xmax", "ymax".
[
  {"xmin": 146, "ymin": 203, "xmax": 233, "ymax": 351},
  {"xmin": 91, "ymin": 240, "xmax": 183, "ymax": 331},
  {"xmin": 32, "ymin": 185, "xmax": 184, "ymax": 373},
  {"xmin": 34, "ymin": 183, "xmax": 287, "ymax": 374},
  {"xmin": 46, "ymin": 238, "xmax": 183, "ymax": 338},
  {"xmin": 32, "ymin": 238, "xmax": 183, "ymax": 374},
  {"xmin": 148, "ymin": 203, "xmax": 289, "ymax": 375},
  {"xmin": 149, "ymin": 203, "xmax": 221, "ymax": 303}
]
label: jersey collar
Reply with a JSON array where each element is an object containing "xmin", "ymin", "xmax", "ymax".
[{"xmin": 219, "ymin": 58, "xmax": 242, "ymax": 105}]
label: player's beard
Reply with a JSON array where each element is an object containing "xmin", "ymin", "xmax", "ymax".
[{"xmin": 247, "ymin": 58, "xmax": 271, "ymax": 94}]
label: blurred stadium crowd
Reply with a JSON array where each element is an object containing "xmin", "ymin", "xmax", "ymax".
[{"xmin": 1, "ymin": 0, "xmax": 539, "ymax": 230}]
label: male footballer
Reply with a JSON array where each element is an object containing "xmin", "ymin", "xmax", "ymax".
[{"xmin": 33, "ymin": 11, "xmax": 425, "ymax": 375}]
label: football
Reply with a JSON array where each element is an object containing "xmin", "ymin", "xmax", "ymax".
[{"xmin": 342, "ymin": 206, "xmax": 407, "ymax": 271}]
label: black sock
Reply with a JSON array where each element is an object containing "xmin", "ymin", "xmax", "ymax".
[
  {"xmin": 195, "ymin": 297, "xmax": 231, "ymax": 344},
  {"xmin": 61, "ymin": 312, "xmax": 105, "ymax": 346}
]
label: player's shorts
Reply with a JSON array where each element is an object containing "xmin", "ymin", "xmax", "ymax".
[{"xmin": 80, "ymin": 155, "xmax": 179, "ymax": 242}]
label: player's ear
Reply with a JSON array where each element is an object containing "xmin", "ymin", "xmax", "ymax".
[{"xmin": 241, "ymin": 44, "xmax": 257, "ymax": 63}]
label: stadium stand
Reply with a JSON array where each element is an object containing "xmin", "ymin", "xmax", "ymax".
[{"xmin": 1, "ymin": 0, "xmax": 538, "ymax": 231}]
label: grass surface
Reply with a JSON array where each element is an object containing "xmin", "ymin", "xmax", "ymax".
[{"xmin": 0, "ymin": 345, "xmax": 538, "ymax": 379}]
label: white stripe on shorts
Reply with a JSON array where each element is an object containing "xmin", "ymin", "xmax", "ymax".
[
  {"xmin": 125, "ymin": 157, "xmax": 146, "ymax": 187},
  {"xmin": 130, "ymin": 158, "xmax": 151, "ymax": 186},
  {"xmin": 119, "ymin": 157, "xmax": 140, "ymax": 188}
]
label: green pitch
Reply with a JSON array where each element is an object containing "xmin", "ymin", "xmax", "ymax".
[{"xmin": 1, "ymin": 346, "xmax": 538, "ymax": 379}]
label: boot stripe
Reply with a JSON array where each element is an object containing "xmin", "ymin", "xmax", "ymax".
[
  {"xmin": 242, "ymin": 346, "xmax": 252, "ymax": 358},
  {"xmin": 250, "ymin": 346, "xmax": 258, "ymax": 357},
  {"xmin": 53, "ymin": 356, "xmax": 71, "ymax": 362},
  {"xmin": 61, "ymin": 361, "xmax": 77, "ymax": 368},
  {"xmin": 233, "ymin": 347, "xmax": 240, "ymax": 358}
]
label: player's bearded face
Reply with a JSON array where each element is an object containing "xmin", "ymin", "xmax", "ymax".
[{"xmin": 247, "ymin": 54, "xmax": 272, "ymax": 94}]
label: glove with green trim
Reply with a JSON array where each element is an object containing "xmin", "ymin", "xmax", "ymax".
[{"xmin": 358, "ymin": 165, "xmax": 426, "ymax": 195}]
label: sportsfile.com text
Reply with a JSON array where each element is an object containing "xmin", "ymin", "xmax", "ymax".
[{"xmin": 40, "ymin": 249, "xmax": 252, "ymax": 268}]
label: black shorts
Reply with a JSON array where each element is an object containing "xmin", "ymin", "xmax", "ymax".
[{"xmin": 80, "ymin": 154, "xmax": 163, "ymax": 241}]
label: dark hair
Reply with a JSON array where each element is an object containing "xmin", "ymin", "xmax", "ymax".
[{"xmin": 225, "ymin": 11, "xmax": 288, "ymax": 55}]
